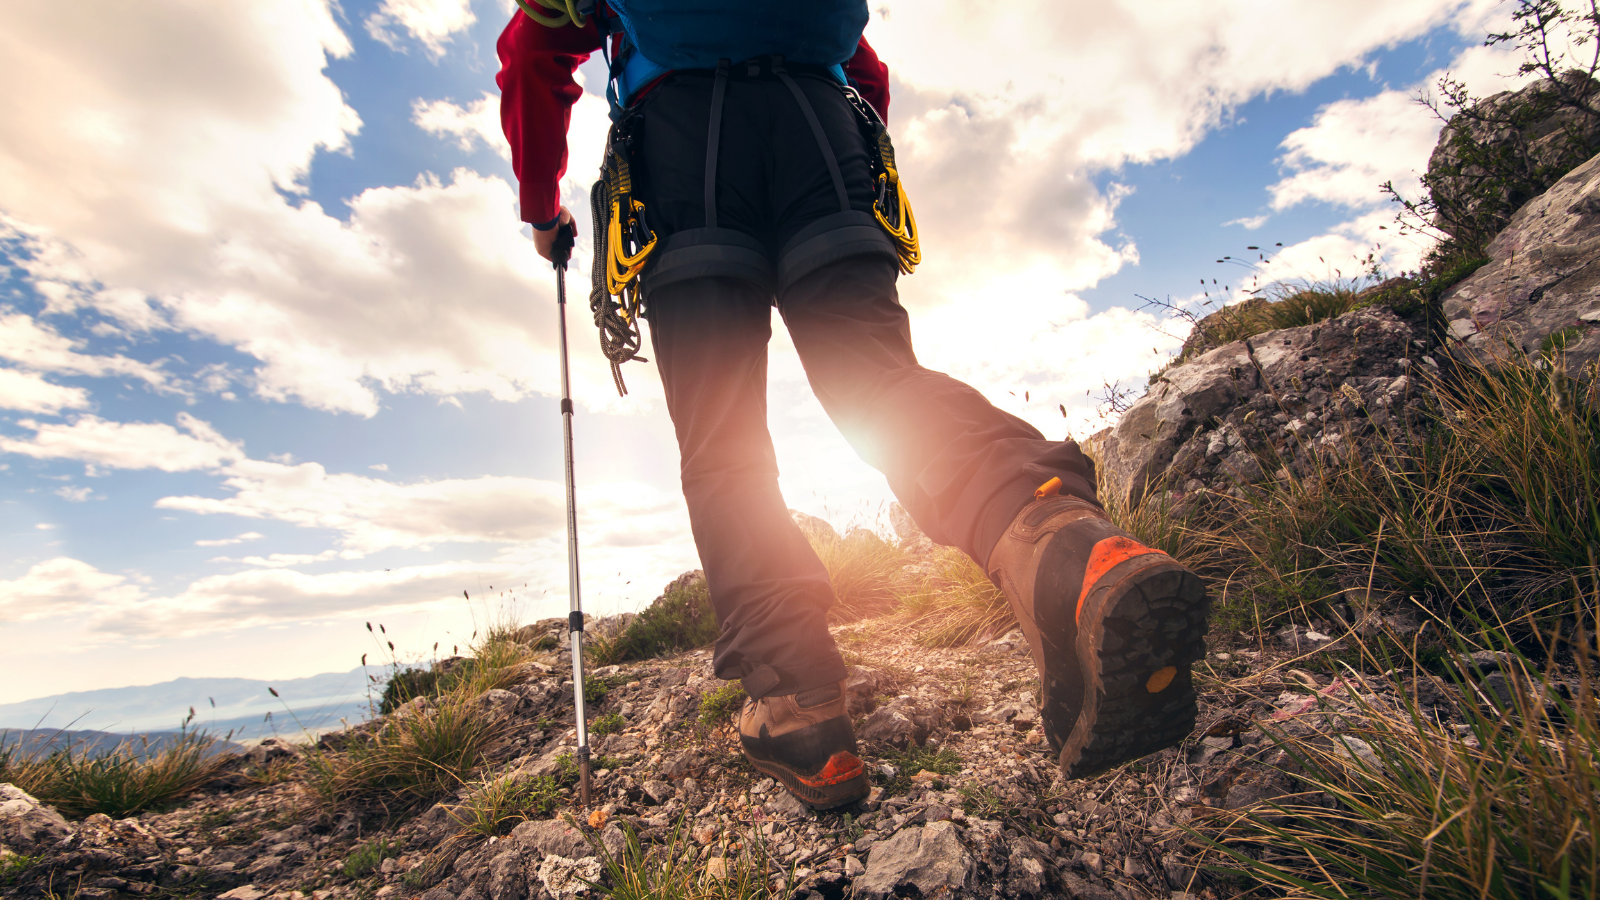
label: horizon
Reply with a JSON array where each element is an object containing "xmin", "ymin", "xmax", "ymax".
[{"xmin": 0, "ymin": 0, "xmax": 1532, "ymax": 705}]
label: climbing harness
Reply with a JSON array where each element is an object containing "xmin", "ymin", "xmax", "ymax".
[
  {"xmin": 587, "ymin": 114, "xmax": 656, "ymax": 396},
  {"xmin": 516, "ymin": 2, "xmax": 919, "ymax": 386}
]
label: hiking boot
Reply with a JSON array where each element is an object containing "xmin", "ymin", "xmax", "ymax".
[
  {"xmin": 739, "ymin": 681, "xmax": 869, "ymax": 810},
  {"xmin": 987, "ymin": 480, "xmax": 1209, "ymax": 779}
]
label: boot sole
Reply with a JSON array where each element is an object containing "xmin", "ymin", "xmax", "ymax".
[
  {"xmin": 1058, "ymin": 554, "xmax": 1208, "ymax": 779},
  {"xmin": 744, "ymin": 750, "xmax": 869, "ymax": 811}
]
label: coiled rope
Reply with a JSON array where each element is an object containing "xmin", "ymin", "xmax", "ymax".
[
  {"xmin": 515, "ymin": 0, "xmax": 586, "ymax": 28},
  {"xmin": 588, "ymin": 179, "xmax": 647, "ymax": 396}
]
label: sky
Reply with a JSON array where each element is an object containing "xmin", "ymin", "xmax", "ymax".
[{"xmin": 0, "ymin": 0, "xmax": 1539, "ymax": 707}]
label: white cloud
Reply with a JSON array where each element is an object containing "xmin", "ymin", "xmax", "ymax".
[
  {"xmin": 194, "ymin": 531, "xmax": 265, "ymax": 547},
  {"xmin": 234, "ymin": 550, "xmax": 342, "ymax": 568},
  {"xmin": 155, "ymin": 457, "xmax": 681, "ymax": 556},
  {"xmin": 1225, "ymin": 215, "xmax": 1270, "ymax": 230},
  {"xmin": 1270, "ymin": 90, "xmax": 1443, "ymax": 212},
  {"xmin": 0, "ymin": 367, "xmax": 89, "ymax": 415},
  {"xmin": 0, "ymin": 312, "xmax": 170, "ymax": 391},
  {"xmin": 55, "ymin": 485, "xmax": 94, "ymax": 502},
  {"xmin": 125, "ymin": 561, "xmax": 519, "ymax": 637},
  {"xmin": 867, "ymin": 0, "xmax": 1477, "ymax": 312},
  {"xmin": 414, "ymin": 93, "xmax": 507, "ymax": 158},
  {"xmin": 366, "ymin": 0, "xmax": 476, "ymax": 59},
  {"xmin": 0, "ymin": 557, "xmax": 144, "ymax": 623},
  {"xmin": 1263, "ymin": 18, "xmax": 1534, "ymax": 276},
  {"xmin": 0, "ymin": 413, "xmax": 244, "ymax": 473}
]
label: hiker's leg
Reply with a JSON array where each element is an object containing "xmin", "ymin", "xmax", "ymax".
[
  {"xmin": 633, "ymin": 72, "xmax": 846, "ymax": 699},
  {"xmin": 645, "ymin": 275, "xmax": 846, "ymax": 699},
  {"xmin": 756, "ymin": 75, "xmax": 1099, "ymax": 566},
  {"xmin": 777, "ymin": 256, "xmax": 1099, "ymax": 567}
]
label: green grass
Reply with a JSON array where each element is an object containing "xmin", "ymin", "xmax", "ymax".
[
  {"xmin": 591, "ymin": 712, "xmax": 625, "ymax": 736},
  {"xmin": 699, "ymin": 683, "xmax": 748, "ymax": 727},
  {"xmin": 587, "ymin": 816, "xmax": 793, "ymax": 900},
  {"xmin": 1127, "ymin": 350, "xmax": 1600, "ymax": 644},
  {"xmin": 1176, "ymin": 280, "xmax": 1374, "ymax": 366},
  {"xmin": 342, "ymin": 836, "xmax": 400, "ymax": 878},
  {"xmin": 811, "ymin": 525, "xmax": 911, "ymax": 623},
  {"xmin": 875, "ymin": 746, "xmax": 962, "ymax": 795},
  {"xmin": 591, "ymin": 574, "xmax": 719, "ymax": 665},
  {"xmin": 584, "ymin": 673, "xmax": 632, "ymax": 706},
  {"xmin": 451, "ymin": 775, "xmax": 566, "ymax": 836},
  {"xmin": 377, "ymin": 637, "xmax": 531, "ymax": 715},
  {"xmin": 0, "ymin": 727, "xmax": 225, "ymax": 820},
  {"xmin": 0, "ymin": 854, "xmax": 39, "ymax": 886}
]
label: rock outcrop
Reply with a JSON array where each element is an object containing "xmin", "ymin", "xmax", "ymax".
[
  {"xmin": 1427, "ymin": 71, "xmax": 1600, "ymax": 243},
  {"xmin": 1441, "ymin": 150, "xmax": 1600, "ymax": 373},
  {"xmin": 0, "ymin": 786, "xmax": 70, "ymax": 855},
  {"xmin": 1092, "ymin": 307, "xmax": 1422, "ymax": 508}
]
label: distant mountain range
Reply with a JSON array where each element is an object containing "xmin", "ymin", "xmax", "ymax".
[
  {"xmin": 0, "ymin": 666, "xmax": 388, "ymax": 744},
  {"xmin": 0, "ymin": 729, "xmax": 247, "ymax": 760}
]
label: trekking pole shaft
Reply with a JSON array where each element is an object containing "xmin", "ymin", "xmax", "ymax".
[{"xmin": 552, "ymin": 223, "xmax": 591, "ymax": 809}]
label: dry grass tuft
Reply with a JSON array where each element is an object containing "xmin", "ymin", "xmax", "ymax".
[
  {"xmin": 0, "ymin": 727, "xmax": 227, "ymax": 820},
  {"xmin": 893, "ymin": 545, "xmax": 1012, "ymax": 648},
  {"xmin": 1199, "ymin": 617, "xmax": 1600, "ymax": 899}
]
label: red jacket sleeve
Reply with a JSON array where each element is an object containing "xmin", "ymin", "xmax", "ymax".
[
  {"xmin": 496, "ymin": 11, "xmax": 603, "ymax": 226},
  {"xmin": 844, "ymin": 37, "xmax": 890, "ymax": 125}
]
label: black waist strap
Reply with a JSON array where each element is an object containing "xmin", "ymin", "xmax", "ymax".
[
  {"xmin": 704, "ymin": 59, "xmax": 730, "ymax": 227},
  {"xmin": 773, "ymin": 59, "xmax": 850, "ymax": 215}
]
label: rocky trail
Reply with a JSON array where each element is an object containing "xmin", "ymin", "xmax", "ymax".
[{"xmin": 1, "ymin": 598, "xmax": 1514, "ymax": 900}]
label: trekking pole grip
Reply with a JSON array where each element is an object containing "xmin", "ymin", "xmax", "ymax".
[{"xmin": 552, "ymin": 220, "xmax": 576, "ymax": 270}]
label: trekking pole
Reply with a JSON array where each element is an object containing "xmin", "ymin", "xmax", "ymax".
[{"xmin": 551, "ymin": 220, "xmax": 591, "ymax": 809}]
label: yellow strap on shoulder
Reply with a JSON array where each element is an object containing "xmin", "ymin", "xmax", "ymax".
[{"xmin": 515, "ymin": 0, "xmax": 586, "ymax": 28}]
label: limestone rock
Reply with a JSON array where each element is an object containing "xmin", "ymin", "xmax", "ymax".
[
  {"xmin": 857, "ymin": 701, "xmax": 918, "ymax": 751},
  {"xmin": 1004, "ymin": 837, "xmax": 1052, "ymax": 898},
  {"xmin": 640, "ymin": 780, "xmax": 674, "ymax": 805},
  {"xmin": 765, "ymin": 790, "xmax": 808, "ymax": 820},
  {"xmin": 0, "ymin": 784, "xmax": 71, "ymax": 853},
  {"xmin": 1428, "ymin": 71, "xmax": 1600, "ymax": 244},
  {"xmin": 789, "ymin": 509, "xmax": 838, "ymax": 543},
  {"xmin": 246, "ymin": 738, "xmax": 300, "ymax": 769},
  {"xmin": 1441, "ymin": 150, "xmax": 1600, "ymax": 373},
  {"xmin": 1093, "ymin": 308, "xmax": 1416, "ymax": 507},
  {"xmin": 536, "ymin": 855, "xmax": 602, "ymax": 897},
  {"xmin": 854, "ymin": 820, "xmax": 973, "ymax": 899},
  {"xmin": 510, "ymin": 818, "xmax": 589, "ymax": 859}
]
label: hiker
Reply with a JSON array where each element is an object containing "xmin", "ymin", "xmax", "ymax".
[{"xmin": 497, "ymin": 0, "xmax": 1209, "ymax": 809}]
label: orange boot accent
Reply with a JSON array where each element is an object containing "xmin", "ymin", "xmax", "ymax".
[
  {"xmin": 798, "ymin": 751, "xmax": 866, "ymax": 788},
  {"xmin": 1076, "ymin": 536, "xmax": 1168, "ymax": 623}
]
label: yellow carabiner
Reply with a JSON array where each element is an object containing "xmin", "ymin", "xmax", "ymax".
[
  {"xmin": 873, "ymin": 174, "xmax": 920, "ymax": 274},
  {"xmin": 606, "ymin": 197, "xmax": 657, "ymax": 295}
]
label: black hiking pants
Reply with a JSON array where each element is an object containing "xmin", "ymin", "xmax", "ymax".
[{"xmin": 632, "ymin": 64, "xmax": 1099, "ymax": 699}]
